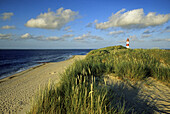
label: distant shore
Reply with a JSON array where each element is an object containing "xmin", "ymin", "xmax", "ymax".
[{"xmin": 0, "ymin": 55, "xmax": 86, "ymax": 114}]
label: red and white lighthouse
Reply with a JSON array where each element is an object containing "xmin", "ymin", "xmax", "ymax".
[{"xmin": 126, "ymin": 38, "xmax": 129, "ymax": 48}]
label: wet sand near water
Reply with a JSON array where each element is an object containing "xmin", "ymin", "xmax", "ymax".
[{"xmin": 0, "ymin": 55, "xmax": 86, "ymax": 114}]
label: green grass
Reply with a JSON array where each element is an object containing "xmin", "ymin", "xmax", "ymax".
[
  {"xmin": 86, "ymin": 46, "xmax": 170, "ymax": 82},
  {"xmin": 28, "ymin": 45, "xmax": 170, "ymax": 114},
  {"xmin": 29, "ymin": 61, "xmax": 126, "ymax": 114}
]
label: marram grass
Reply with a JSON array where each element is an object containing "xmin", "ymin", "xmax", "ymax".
[{"xmin": 28, "ymin": 45, "xmax": 170, "ymax": 114}]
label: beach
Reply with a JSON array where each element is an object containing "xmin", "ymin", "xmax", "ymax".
[
  {"xmin": 0, "ymin": 48, "xmax": 170, "ymax": 114},
  {"xmin": 0, "ymin": 55, "xmax": 86, "ymax": 114}
]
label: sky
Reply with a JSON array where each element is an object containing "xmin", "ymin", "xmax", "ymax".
[{"xmin": 0, "ymin": 0, "xmax": 170, "ymax": 49}]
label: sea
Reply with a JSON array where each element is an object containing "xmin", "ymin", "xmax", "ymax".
[{"xmin": 0, "ymin": 49, "xmax": 92, "ymax": 79}]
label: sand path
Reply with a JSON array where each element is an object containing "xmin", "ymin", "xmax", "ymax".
[
  {"xmin": 0, "ymin": 55, "xmax": 86, "ymax": 114},
  {"xmin": 104, "ymin": 75, "xmax": 170, "ymax": 114}
]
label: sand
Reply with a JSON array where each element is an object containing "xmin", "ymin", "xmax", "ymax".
[
  {"xmin": 0, "ymin": 55, "xmax": 169, "ymax": 114},
  {"xmin": 104, "ymin": 74, "xmax": 170, "ymax": 114},
  {"xmin": 0, "ymin": 55, "xmax": 86, "ymax": 114}
]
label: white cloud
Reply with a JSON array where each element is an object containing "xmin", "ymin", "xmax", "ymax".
[
  {"xmin": 64, "ymin": 26, "xmax": 73, "ymax": 32},
  {"xmin": 74, "ymin": 32, "xmax": 103, "ymax": 41},
  {"xmin": 162, "ymin": 26, "xmax": 170, "ymax": 33},
  {"xmin": 21, "ymin": 33, "xmax": 32, "ymax": 39},
  {"xmin": 62, "ymin": 34, "xmax": 74, "ymax": 38},
  {"xmin": 64, "ymin": 26, "xmax": 71, "ymax": 31},
  {"xmin": 25, "ymin": 7, "xmax": 79, "ymax": 29},
  {"xmin": 165, "ymin": 26, "xmax": 170, "ymax": 30},
  {"xmin": 119, "ymin": 35, "xmax": 144, "ymax": 43},
  {"xmin": 46, "ymin": 34, "xmax": 74, "ymax": 41},
  {"xmin": 46, "ymin": 36, "xmax": 62, "ymax": 41},
  {"xmin": 0, "ymin": 12, "xmax": 14, "ymax": 20},
  {"xmin": 96, "ymin": 8, "xmax": 170, "ymax": 29},
  {"xmin": 67, "ymin": 30, "xmax": 73, "ymax": 32},
  {"xmin": 152, "ymin": 38, "xmax": 170, "ymax": 42},
  {"xmin": 129, "ymin": 35, "xmax": 144, "ymax": 42},
  {"xmin": 94, "ymin": 20, "xmax": 98, "ymax": 23},
  {"xmin": 165, "ymin": 30, "xmax": 170, "ymax": 32},
  {"xmin": 118, "ymin": 40, "xmax": 126, "ymax": 43},
  {"xmin": 141, "ymin": 34, "xmax": 152, "ymax": 38},
  {"xmin": 21, "ymin": 33, "xmax": 43, "ymax": 40},
  {"xmin": 109, "ymin": 30, "xmax": 124, "ymax": 35},
  {"xmin": 86, "ymin": 20, "xmax": 99, "ymax": 27},
  {"xmin": 143, "ymin": 29, "xmax": 155, "ymax": 34},
  {"xmin": 0, "ymin": 33, "xmax": 11, "ymax": 39},
  {"xmin": 129, "ymin": 35, "xmax": 138, "ymax": 41},
  {"xmin": 21, "ymin": 33, "xmax": 74, "ymax": 41},
  {"xmin": 86, "ymin": 23, "xmax": 93, "ymax": 27},
  {"xmin": 1, "ymin": 25, "xmax": 16, "ymax": 29}
]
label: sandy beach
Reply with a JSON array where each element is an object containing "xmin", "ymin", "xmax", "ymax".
[
  {"xmin": 0, "ymin": 55, "xmax": 86, "ymax": 114},
  {"xmin": 0, "ymin": 54, "xmax": 170, "ymax": 114}
]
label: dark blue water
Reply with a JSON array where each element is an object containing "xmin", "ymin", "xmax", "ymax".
[{"xmin": 0, "ymin": 49, "xmax": 92, "ymax": 79}]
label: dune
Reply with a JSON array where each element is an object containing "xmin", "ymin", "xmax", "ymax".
[
  {"xmin": 0, "ymin": 55, "xmax": 86, "ymax": 114},
  {"xmin": 104, "ymin": 74, "xmax": 170, "ymax": 113}
]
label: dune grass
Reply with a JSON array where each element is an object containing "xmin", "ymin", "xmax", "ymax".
[
  {"xmin": 86, "ymin": 46, "xmax": 170, "ymax": 82},
  {"xmin": 28, "ymin": 45, "xmax": 170, "ymax": 114}
]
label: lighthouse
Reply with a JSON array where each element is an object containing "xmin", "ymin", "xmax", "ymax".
[{"xmin": 126, "ymin": 38, "xmax": 129, "ymax": 48}]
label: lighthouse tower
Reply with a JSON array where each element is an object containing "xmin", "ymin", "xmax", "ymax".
[{"xmin": 126, "ymin": 38, "xmax": 129, "ymax": 48}]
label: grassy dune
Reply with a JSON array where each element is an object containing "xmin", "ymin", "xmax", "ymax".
[{"xmin": 28, "ymin": 45, "xmax": 170, "ymax": 114}]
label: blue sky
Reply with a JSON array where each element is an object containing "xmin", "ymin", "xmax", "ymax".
[{"xmin": 0, "ymin": 0, "xmax": 170, "ymax": 49}]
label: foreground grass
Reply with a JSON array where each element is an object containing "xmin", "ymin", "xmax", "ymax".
[{"xmin": 29, "ymin": 45, "xmax": 170, "ymax": 114}]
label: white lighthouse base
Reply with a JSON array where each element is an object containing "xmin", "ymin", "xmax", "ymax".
[{"xmin": 126, "ymin": 46, "xmax": 129, "ymax": 48}]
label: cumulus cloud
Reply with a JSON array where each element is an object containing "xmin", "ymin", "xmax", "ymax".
[
  {"xmin": 1, "ymin": 25, "xmax": 16, "ymax": 29},
  {"xmin": 74, "ymin": 32, "xmax": 103, "ymax": 41},
  {"xmin": 152, "ymin": 38, "xmax": 170, "ymax": 42},
  {"xmin": 21, "ymin": 33, "xmax": 43, "ymax": 40},
  {"xmin": 0, "ymin": 33, "xmax": 11, "ymax": 39},
  {"xmin": 109, "ymin": 30, "xmax": 124, "ymax": 35},
  {"xmin": 25, "ymin": 7, "xmax": 79, "ymax": 29},
  {"xmin": 20, "ymin": 33, "xmax": 74, "ymax": 41},
  {"xmin": 96, "ymin": 8, "xmax": 170, "ymax": 29},
  {"xmin": 0, "ymin": 12, "xmax": 14, "ymax": 20}
]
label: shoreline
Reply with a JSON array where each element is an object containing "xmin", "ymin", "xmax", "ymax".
[
  {"xmin": 0, "ymin": 55, "xmax": 86, "ymax": 114},
  {"xmin": 0, "ymin": 55, "xmax": 76, "ymax": 81}
]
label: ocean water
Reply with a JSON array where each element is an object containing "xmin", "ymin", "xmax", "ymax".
[{"xmin": 0, "ymin": 49, "xmax": 92, "ymax": 79}]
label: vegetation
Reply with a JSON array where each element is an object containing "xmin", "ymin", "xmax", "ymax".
[
  {"xmin": 86, "ymin": 45, "xmax": 170, "ymax": 81},
  {"xmin": 29, "ymin": 45, "xmax": 170, "ymax": 114}
]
